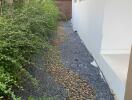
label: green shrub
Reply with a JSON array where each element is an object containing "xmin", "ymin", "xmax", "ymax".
[
  {"xmin": 0, "ymin": 0, "xmax": 59, "ymax": 99},
  {"xmin": 0, "ymin": 67, "xmax": 19, "ymax": 100}
]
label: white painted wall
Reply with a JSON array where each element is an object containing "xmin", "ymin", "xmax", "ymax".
[
  {"xmin": 102, "ymin": 0, "xmax": 132, "ymax": 54},
  {"xmin": 72, "ymin": 0, "xmax": 105, "ymax": 58},
  {"xmin": 72, "ymin": 0, "xmax": 132, "ymax": 100}
]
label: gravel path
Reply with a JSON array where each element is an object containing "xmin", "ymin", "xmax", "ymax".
[
  {"xmin": 16, "ymin": 52, "xmax": 67, "ymax": 100},
  {"xmin": 59, "ymin": 21, "xmax": 114, "ymax": 100},
  {"xmin": 17, "ymin": 21, "xmax": 114, "ymax": 100}
]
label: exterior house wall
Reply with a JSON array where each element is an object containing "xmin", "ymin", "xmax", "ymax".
[
  {"xmin": 56, "ymin": 0, "xmax": 72, "ymax": 19},
  {"xmin": 72, "ymin": 0, "xmax": 132, "ymax": 100},
  {"xmin": 72, "ymin": 0, "xmax": 104, "ymax": 57},
  {"xmin": 102, "ymin": 0, "xmax": 132, "ymax": 54}
]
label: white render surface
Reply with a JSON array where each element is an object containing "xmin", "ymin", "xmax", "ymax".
[
  {"xmin": 72, "ymin": 0, "xmax": 132, "ymax": 100},
  {"xmin": 102, "ymin": 54, "xmax": 130, "ymax": 84},
  {"xmin": 102, "ymin": 0, "xmax": 132, "ymax": 54}
]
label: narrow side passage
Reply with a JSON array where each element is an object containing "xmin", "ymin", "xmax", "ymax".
[{"xmin": 59, "ymin": 21, "xmax": 114, "ymax": 100}]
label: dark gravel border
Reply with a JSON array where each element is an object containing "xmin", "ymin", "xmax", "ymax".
[{"xmin": 59, "ymin": 21, "xmax": 114, "ymax": 100}]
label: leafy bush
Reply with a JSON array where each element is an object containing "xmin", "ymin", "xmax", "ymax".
[
  {"xmin": 0, "ymin": 67, "xmax": 19, "ymax": 100},
  {"xmin": 0, "ymin": 0, "xmax": 59, "ymax": 99}
]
